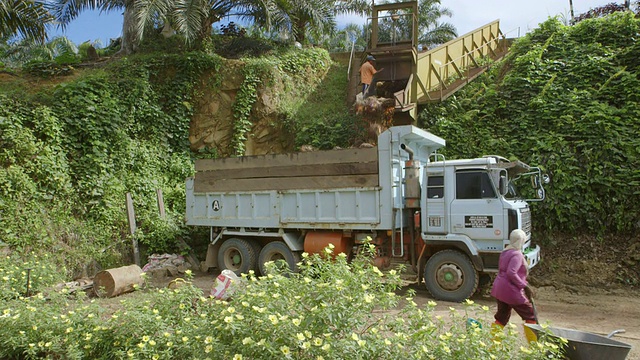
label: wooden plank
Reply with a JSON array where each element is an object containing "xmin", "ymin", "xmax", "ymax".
[
  {"xmin": 196, "ymin": 161, "xmax": 378, "ymax": 181},
  {"xmin": 194, "ymin": 174, "xmax": 379, "ymax": 193},
  {"xmin": 125, "ymin": 193, "xmax": 140, "ymax": 267},
  {"xmin": 195, "ymin": 147, "xmax": 378, "ymax": 172}
]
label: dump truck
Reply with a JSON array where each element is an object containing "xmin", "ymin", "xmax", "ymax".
[{"xmin": 186, "ymin": 125, "xmax": 547, "ymax": 302}]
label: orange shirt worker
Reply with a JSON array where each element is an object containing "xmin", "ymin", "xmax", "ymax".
[{"xmin": 359, "ymin": 55, "xmax": 383, "ymax": 96}]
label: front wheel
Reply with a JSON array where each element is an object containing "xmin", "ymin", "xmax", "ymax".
[{"xmin": 424, "ymin": 250, "xmax": 478, "ymax": 302}]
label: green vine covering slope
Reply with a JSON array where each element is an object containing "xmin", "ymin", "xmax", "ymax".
[
  {"xmin": 0, "ymin": 48, "xmax": 332, "ymax": 280},
  {"xmin": 420, "ymin": 13, "xmax": 640, "ymax": 236}
]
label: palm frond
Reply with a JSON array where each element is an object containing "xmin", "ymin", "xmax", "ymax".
[{"xmin": 1, "ymin": 0, "xmax": 52, "ymax": 43}]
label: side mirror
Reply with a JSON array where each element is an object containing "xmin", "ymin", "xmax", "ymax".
[
  {"xmin": 542, "ymin": 174, "xmax": 550, "ymax": 184},
  {"xmin": 536, "ymin": 188, "xmax": 545, "ymax": 199},
  {"xmin": 499, "ymin": 175, "xmax": 508, "ymax": 195}
]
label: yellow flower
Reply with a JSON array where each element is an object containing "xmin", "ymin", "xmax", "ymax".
[
  {"xmin": 292, "ymin": 318, "xmax": 301, "ymax": 326},
  {"xmin": 182, "ymin": 336, "xmax": 189, "ymax": 343},
  {"xmin": 224, "ymin": 316, "xmax": 233, "ymax": 323},
  {"xmin": 149, "ymin": 340, "xmax": 156, "ymax": 346},
  {"xmin": 205, "ymin": 336, "xmax": 213, "ymax": 344},
  {"xmin": 242, "ymin": 337, "xmax": 253, "ymax": 345},
  {"xmin": 65, "ymin": 327, "xmax": 73, "ymax": 333},
  {"xmin": 269, "ymin": 315, "xmax": 279, "ymax": 325},
  {"xmin": 301, "ymin": 341, "xmax": 310, "ymax": 350},
  {"xmin": 280, "ymin": 345, "xmax": 290, "ymax": 355},
  {"xmin": 233, "ymin": 355, "xmax": 242, "ymax": 360},
  {"xmin": 321, "ymin": 343, "xmax": 330, "ymax": 351},
  {"xmin": 351, "ymin": 333, "xmax": 359, "ymax": 341},
  {"xmin": 142, "ymin": 335, "xmax": 150, "ymax": 342},
  {"xmin": 137, "ymin": 343, "xmax": 145, "ymax": 349},
  {"xmin": 205, "ymin": 345, "xmax": 213, "ymax": 353},
  {"xmin": 296, "ymin": 333, "xmax": 305, "ymax": 341},
  {"xmin": 127, "ymin": 350, "xmax": 134, "ymax": 357}
]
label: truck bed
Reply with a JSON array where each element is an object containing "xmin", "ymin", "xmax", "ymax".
[{"xmin": 186, "ymin": 147, "xmax": 384, "ymax": 229}]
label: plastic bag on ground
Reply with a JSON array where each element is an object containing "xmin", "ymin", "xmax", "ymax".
[{"xmin": 210, "ymin": 270, "xmax": 245, "ymax": 300}]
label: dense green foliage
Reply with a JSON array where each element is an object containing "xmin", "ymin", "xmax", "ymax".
[
  {"xmin": 0, "ymin": 52, "xmax": 222, "ymax": 272},
  {"xmin": 420, "ymin": 13, "xmax": 640, "ymax": 236},
  {"xmin": 0, "ymin": 249, "xmax": 565, "ymax": 359},
  {"xmin": 0, "ymin": 47, "xmax": 339, "ymax": 276}
]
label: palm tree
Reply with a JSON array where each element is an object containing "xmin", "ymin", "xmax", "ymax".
[
  {"xmin": 143, "ymin": 0, "xmax": 270, "ymax": 46},
  {"xmin": 0, "ymin": 0, "xmax": 52, "ymax": 43},
  {"xmin": 1, "ymin": 36, "xmax": 77, "ymax": 67},
  {"xmin": 415, "ymin": 0, "xmax": 456, "ymax": 47},
  {"xmin": 49, "ymin": 0, "xmax": 141, "ymax": 54},
  {"xmin": 378, "ymin": 0, "xmax": 456, "ymax": 49},
  {"xmin": 260, "ymin": 0, "xmax": 369, "ymax": 44}
]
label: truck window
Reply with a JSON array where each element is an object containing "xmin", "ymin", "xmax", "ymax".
[
  {"xmin": 456, "ymin": 171, "xmax": 497, "ymax": 199},
  {"xmin": 427, "ymin": 175, "xmax": 444, "ymax": 198}
]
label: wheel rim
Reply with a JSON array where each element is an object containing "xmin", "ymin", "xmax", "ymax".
[
  {"xmin": 436, "ymin": 263, "xmax": 463, "ymax": 291},
  {"xmin": 223, "ymin": 248, "xmax": 242, "ymax": 271},
  {"xmin": 267, "ymin": 253, "xmax": 285, "ymax": 262}
]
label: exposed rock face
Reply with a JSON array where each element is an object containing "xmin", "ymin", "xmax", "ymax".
[{"xmin": 189, "ymin": 60, "xmax": 298, "ymax": 156}]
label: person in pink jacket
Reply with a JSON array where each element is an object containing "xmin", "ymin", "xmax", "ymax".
[{"xmin": 490, "ymin": 229, "xmax": 537, "ymax": 341}]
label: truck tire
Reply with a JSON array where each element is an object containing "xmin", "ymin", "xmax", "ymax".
[
  {"xmin": 217, "ymin": 238, "xmax": 257, "ymax": 276},
  {"xmin": 258, "ymin": 242, "xmax": 301, "ymax": 275},
  {"xmin": 424, "ymin": 250, "xmax": 478, "ymax": 302}
]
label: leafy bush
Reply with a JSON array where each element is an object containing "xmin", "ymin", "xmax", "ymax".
[
  {"xmin": 23, "ymin": 61, "xmax": 75, "ymax": 77},
  {"xmin": 421, "ymin": 13, "xmax": 640, "ymax": 236},
  {"xmin": 0, "ymin": 254, "xmax": 65, "ymax": 301},
  {"xmin": 0, "ymin": 249, "xmax": 565, "ymax": 359}
]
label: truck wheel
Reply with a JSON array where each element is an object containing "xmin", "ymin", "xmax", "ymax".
[
  {"xmin": 258, "ymin": 242, "xmax": 301, "ymax": 275},
  {"xmin": 424, "ymin": 250, "xmax": 478, "ymax": 302},
  {"xmin": 218, "ymin": 238, "xmax": 257, "ymax": 276}
]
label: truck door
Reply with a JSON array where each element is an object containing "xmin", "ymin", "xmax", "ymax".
[{"xmin": 449, "ymin": 170, "xmax": 504, "ymax": 247}]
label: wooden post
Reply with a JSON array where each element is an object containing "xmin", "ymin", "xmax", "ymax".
[
  {"xmin": 126, "ymin": 193, "xmax": 140, "ymax": 267},
  {"xmin": 156, "ymin": 188, "xmax": 166, "ymax": 219}
]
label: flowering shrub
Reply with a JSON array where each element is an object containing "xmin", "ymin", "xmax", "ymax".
[
  {"xmin": 0, "ymin": 254, "xmax": 64, "ymax": 301},
  {"xmin": 0, "ymin": 247, "xmax": 565, "ymax": 359}
]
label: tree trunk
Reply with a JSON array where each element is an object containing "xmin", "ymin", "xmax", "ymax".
[{"xmin": 117, "ymin": 0, "xmax": 139, "ymax": 55}]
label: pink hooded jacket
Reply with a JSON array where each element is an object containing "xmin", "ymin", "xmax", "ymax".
[{"xmin": 490, "ymin": 229, "xmax": 528, "ymax": 305}]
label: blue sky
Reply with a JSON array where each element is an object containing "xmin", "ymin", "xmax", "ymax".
[{"xmin": 50, "ymin": 1, "xmax": 612, "ymax": 47}]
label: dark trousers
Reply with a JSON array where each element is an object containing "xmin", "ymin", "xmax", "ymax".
[
  {"xmin": 494, "ymin": 299, "xmax": 536, "ymax": 325},
  {"xmin": 362, "ymin": 83, "xmax": 370, "ymax": 96}
]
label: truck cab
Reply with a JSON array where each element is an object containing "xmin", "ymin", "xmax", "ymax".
[{"xmin": 419, "ymin": 155, "xmax": 544, "ymax": 301}]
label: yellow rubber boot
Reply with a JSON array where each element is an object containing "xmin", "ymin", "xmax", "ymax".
[
  {"xmin": 491, "ymin": 321, "xmax": 504, "ymax": 342},
  {"xmin": 523, "ymin": 321, "xmax": 538, "ymax": 343}
]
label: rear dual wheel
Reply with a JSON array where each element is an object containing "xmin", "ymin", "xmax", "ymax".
[
  {"xmin": 217, "ymin": 238, "xmax": 257, "ymax": 276},
  {"xmin": 258, "ymin": 242, "xmax": 301, "ymax": 275}
]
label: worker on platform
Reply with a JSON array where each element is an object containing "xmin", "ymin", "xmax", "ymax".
[
  {"xmin": 359, "ymin": 55, "xmax": 383, "ymax": 97},
  {"xmin": 490, "ymin": 229, "xmax": 538, "ymax": 342}
]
